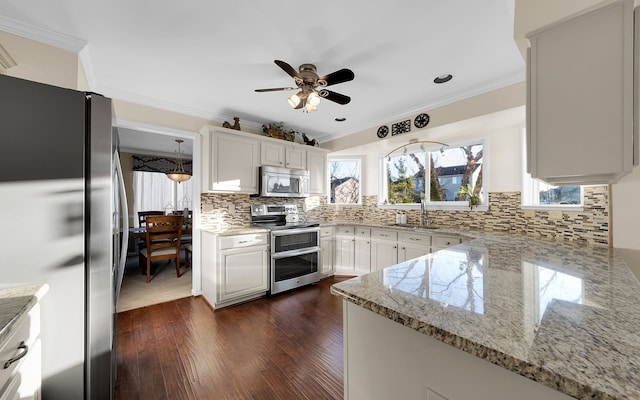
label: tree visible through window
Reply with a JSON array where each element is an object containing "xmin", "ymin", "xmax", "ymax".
[
  {"xmin": 329, "ymin": 158, "xmax": 361, "ymax": 205},
  {"xmin": 384, "ymin": 142, "xmax": 484, "ymax": 205}
]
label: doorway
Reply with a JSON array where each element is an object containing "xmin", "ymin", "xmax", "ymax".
[{"xmin": 115, "ymin": 120, "xmax": 201, "ymax": 311}]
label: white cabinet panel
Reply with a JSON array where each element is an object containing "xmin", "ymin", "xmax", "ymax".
[
  {"xmin": 219, "ymin": 247, "xmax": 269, "ymax": 302},
  {"xmin": 307, "ymin": 149, "xmax": 327, "ymax": 195},
  {"xmin": 335, "ymin": 227, "xmax": 356, "ymax": 275},
  {"xmin": 320, "ymin": 237, "xmax": 334, "ymax": 277},
  {"xmin": 526, "ymin": 0, "xmax": 637, "ymax": 184},
  {"xmin": 207, "ymin": 129, "xmax": 259, "ymax": 193},
  {"xmin": 201, "ymin": 231, "xmax": 269, "ymax": 308},
  {"xmin": 261, "ymin": 141, "xmax": 307, "ymax": 170}
]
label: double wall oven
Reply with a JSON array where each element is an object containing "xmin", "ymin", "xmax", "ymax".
[{"xmin": 250, "ymin": 204, "xmax": 320, "ymax": 295}]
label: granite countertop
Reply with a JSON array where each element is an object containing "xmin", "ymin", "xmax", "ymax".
[
  {"xmin": 322, "ymin": 221, "xmax": 477, "ymax": 239},
  {"xmin": 0, "ymin": 284, "xmax": 48, "ymax": 345},
  {"xmin": 331, "ymin": 232, "xmax": 640, "ymax": 400},
  {"xmin": 202, "ymin": 226, "xmax": 271, "ymax": 236}
]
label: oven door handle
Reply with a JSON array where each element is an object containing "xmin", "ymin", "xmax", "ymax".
[
  {"xmin": 270, "ymin": 227, "xmax": 321, "ymax": 237},
  {"xmin": 271, "ymin": 246, "xmax": 321, "ymax": 259}
]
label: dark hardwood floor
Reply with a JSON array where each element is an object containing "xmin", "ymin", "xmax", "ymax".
[{"xmin": 115, "ymin": 276, "xmax": 349, "ymax": 400}]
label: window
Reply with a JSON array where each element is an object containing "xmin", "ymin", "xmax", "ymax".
[
  {"xmin": 133, "ymin": 171, "xmax": 192, "ymax": 226},
  {"xmin": 380, "ymin": 141, "xmax": 485, "ymax": 208},
  {"xmin": 521, "ymin": 129, "xmax": 583, "ymax": 209},
  {"xmin": 522, "ymin": 176, "xmax": 583, "ymax": 208},
  {"xmin": 329, "ymin": 158, "xmax": 362, "ymax": 205}
]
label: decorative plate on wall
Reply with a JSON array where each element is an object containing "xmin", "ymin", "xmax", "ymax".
[
  {"xmin": 414, "ymin": 113, "xmax": 430, "ymax": 129},
  {"xmin": 377, "ymin": 125, "xmax": 389, "ymax": 138},
  {"xmin": 392, "ymin": 120, "xmax": 411, "ymax": 136}
]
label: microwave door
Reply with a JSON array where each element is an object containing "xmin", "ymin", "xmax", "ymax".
[{"xmin": 267, "ymin": 174, "xmax": 294, "ymax": 194}]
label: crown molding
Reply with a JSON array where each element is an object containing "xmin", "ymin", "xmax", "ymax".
[
  {"xmin": 0, "ymin": 15, "xmax": 86, "ymax": 53},
  {"xmin": 0, "ymin": 43, "xmax": 16, "ymax": 73}
]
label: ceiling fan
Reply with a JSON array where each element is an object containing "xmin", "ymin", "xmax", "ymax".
[{"xmin": 255, "ymin": 60, "xmax": 355, "ymax": 112}]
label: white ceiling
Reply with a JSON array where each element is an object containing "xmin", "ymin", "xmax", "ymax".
[{"xmin": 0, "ymin": 0, "xmax": 524, "ymax": 154}]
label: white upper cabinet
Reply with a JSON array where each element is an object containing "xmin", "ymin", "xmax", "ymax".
[
  {"xmin": 200, "ymin": 126, "xmax": 260, "ymax": 193},
  {"xmin": 260, "ymin": 141, "xmax": 307, "ymax": 170},
  {"xmin": 200, "ymin": 125, "xmax": 328, "ymax": 194},
  {"xmin": 307, "ymin": 149, "xmax": 327, "ymax": 195},
  {"xmin": 526, "ymin": 0, "xmax": 638, "ymax": 185}
]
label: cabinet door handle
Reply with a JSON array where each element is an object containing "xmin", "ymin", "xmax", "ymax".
[{"xmin": 4, "ymin": 341, "xmax": 28, "ymax": 369}]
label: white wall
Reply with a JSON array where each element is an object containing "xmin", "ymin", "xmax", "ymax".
[
  {"xmin": 612, "ymin": 168, "xmax": 640, "ymax": 249},
  {"xmin": 330, "ymin": 107, "xmax": 526, "ymax": 197}
]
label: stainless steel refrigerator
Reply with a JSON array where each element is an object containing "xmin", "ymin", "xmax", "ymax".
[{"xmin": 0, "ymin": 74, "xmax": 128, "ymax": 399}]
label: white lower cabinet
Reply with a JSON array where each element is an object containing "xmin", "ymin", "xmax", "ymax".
[
  {"xmin": 334, "ymin": 226, "xmax": 355, "ymax": 275},
  {"xmin": 0, "ymin": 304, "xmax": 42, "ymax": 400},
  {"xmin": 202, "ymin": 231, "xmax": 269, "ymax": 309},
  {"xmin": 320, "ymin": 226, "xmax": 335, "ymax": 277},
  {"xmin": 371, "ymin": 229, "xmax": 398, "ymax": 271},
  {"xmin": 354, "ymin": 227, "xmax": 371, "ymax": 275},
  {"xmin": 431, "ymin": 235, "xmax": 462, "ymax": 252},
  {"xmin": 398, "ymin": 232, "xmax": 431, "ymax": 262}
]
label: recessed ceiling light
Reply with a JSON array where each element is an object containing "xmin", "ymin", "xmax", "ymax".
[
  {"xmin": 335, "ymin": 117, "xmax": 346, "ymax": 122},
  {"xmin": 434, "ymin": 74, "xmax": 453, "ymax": 84}
]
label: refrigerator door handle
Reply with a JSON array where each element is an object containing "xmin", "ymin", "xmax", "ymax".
[{"xmin": 114, "ymin": 150, "xmax": 129, "ymax": 301}]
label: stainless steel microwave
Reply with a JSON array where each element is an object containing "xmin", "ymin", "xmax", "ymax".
[{"xmin": 259, "ymin": 165, "xmax": 310, "ymax": 198}]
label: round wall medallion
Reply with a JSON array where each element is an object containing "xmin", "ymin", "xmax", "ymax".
[
  {"xmin": 414, "ymin": 113, "xmax": 430, "ymax": 129},
  {"xmin": 377, "ymin": 125, "xmax": 389, "ymax": 138}
]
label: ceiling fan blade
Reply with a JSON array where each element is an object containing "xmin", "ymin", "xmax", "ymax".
[
  {"xmin": 274, "ymin": 60, "xmax": 299, "ymax": 78},
  {"xmin": 320, "ymin": 68, "xmax": 355, "ymax": 86},
  {"xmin": 321, "ymin": 90, "xmax": 351, "ymax": 105},
  {"xmin": 255, "ymin": 87, "xmax": 298, "ymax": 92}
]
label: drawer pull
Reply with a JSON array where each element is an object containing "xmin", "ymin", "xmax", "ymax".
[
  {"xmin": 4, "ymin": 341, "xmax": 28, "ymax": 369},
  {"xmin": 380, "ymin": 234, "xmax": 389, "ymax": 237},
  {"xmin": 445, "ymin": 241, "xmax": 451, "ymax": 245},
  {"xmin": 238, "ymin": 240, "xmax": 251, "ymax": 244}
]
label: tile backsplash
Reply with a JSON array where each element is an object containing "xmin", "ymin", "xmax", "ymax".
[{"xmin": 201, "ymin": 185, "xmax": 609, "ymax": 247}]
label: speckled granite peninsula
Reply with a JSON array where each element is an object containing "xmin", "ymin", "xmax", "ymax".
[
  {"xmin": 0, "ymin": 284, "xmax": 48, "ymax": 346},
  {"xmin": 331, "ymin": 232, "xmax": 640, "ymax": 400}
]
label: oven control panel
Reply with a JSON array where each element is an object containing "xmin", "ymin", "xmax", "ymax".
[{"xmin": 251, "ymin": 203, "xmax": 298, "ymax": 217}]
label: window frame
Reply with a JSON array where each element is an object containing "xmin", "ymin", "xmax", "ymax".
[
  {"xmin": 520, "ymin": 127, "xmax": 584, "ymax": 211},
  {"xmin": 132, "ymin": 170, "xmax": 193, "ymax": 226},
  {"xmin": 378, "ymin": 137, "xmax": 488, "ymax": 211},
  {"xmin": 327, "ymin": 156, "xmax": 363, "ymax": 206}
]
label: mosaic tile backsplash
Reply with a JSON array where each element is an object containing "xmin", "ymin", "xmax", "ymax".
[{"xmin": 201, "ymin": 186, "xmax": 610, "ymax": 247}]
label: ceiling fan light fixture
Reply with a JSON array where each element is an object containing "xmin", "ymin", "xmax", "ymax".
[
  {"xmin": 288, "ymin": 92, "xmax": 303, "ymax": 108},
  {"xmin": 308, "ymin": 91, "xmax": 321, "ymax": 106},
  {"xmin": 305, "ymin": 103, "xmax": 317, "ymax": 113}
]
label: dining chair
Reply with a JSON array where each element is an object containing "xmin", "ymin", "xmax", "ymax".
[
  {"xmin": 139, "ymin": 215, "xmax": 184, "ymax": 283},
  {"xmin": 137, "ymin": 210, "xmax": 165, "ymax": 228}
]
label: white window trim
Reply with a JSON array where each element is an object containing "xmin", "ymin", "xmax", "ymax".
[
  {"xmin": 328, "ymin": 156, "xmax": 363, "ymax": 206},
  {"xmin": 520, "ymin": 127, "xmax": 584, "ymax": 211},
  {"xmin": 377, "ymin": 137, "xmax": 488, "ymax": 211}
]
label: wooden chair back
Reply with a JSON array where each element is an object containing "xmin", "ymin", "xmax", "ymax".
[
  {"xmin": 139, "ymin": 215, "xmax": 184, "ymax": 282},
  {"xmin": 138, "ymin": 211, "xmax": 165, "ymax": 228}
]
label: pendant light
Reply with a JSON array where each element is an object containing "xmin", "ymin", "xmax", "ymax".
[{"xmin": 166, "ymin": 139, "xmax": 191, "ymax": 183}]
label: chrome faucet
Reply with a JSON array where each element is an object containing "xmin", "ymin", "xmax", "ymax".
[{"xmin": 420, "ymin": 199, "xmax": 430, "ymax": 227}]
